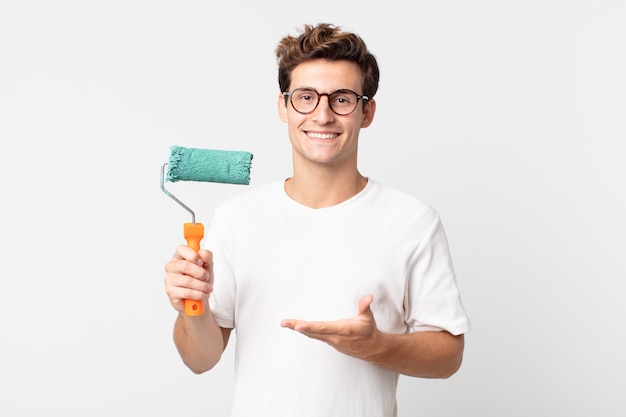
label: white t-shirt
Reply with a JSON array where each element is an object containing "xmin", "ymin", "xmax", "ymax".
[{"xmin": 207, "ymin": 179, "xmax": 471, "ymax": 417}]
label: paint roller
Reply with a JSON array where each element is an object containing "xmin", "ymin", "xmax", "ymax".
[{"xmin": 161, "ymin": 145, "xmax": 253, "ymax": 316}]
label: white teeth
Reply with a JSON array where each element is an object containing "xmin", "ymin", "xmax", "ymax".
[{"xmin": 308, "ymin": 132, "xmax": 337, "ymax": 139}]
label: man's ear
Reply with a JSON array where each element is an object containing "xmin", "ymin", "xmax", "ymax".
[
  {"xmin": 361, "ymin": 98, "xmax": 376, "ymax": 128},
  {"xmin": 278, "ymin": 93, "xmax": 288, "ymax": 122}
]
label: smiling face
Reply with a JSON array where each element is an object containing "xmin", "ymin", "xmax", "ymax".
[{"xmin": 278, "ymin": 59, "xmax": 376, "ymax": 172}]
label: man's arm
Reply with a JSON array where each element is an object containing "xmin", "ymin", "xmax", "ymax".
[
  {"xmin": 281, "ymin": 294, "xmax": 464, "ymax": 378},
  {"xmin": 173, "ymin": 311, "xmax": 232, "ymax": 374},
  {"xmin": 165, "ymin": 245, "xmax": 232, "ymax": 373}
]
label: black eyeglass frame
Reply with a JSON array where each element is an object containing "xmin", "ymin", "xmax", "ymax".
[{"xmin": 282, "ymin": 87, "xmax": 369, "ymax": 116}]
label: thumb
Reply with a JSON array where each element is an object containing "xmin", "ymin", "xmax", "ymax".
[{"xmin": 357, "ymin": 294, "xmax": 374, "ymax": 316}]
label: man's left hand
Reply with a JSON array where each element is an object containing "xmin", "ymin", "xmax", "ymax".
[{"xmin": 280, "ymin": 294, "xmax": 382, "ymax": 360}]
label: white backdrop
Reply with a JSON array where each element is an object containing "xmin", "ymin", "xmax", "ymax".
[{"xmin": 1, "ymin": 1, "xmax": 625, "ymax": 416}]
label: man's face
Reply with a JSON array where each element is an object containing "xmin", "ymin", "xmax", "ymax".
[{"xmin": 278, "ymin": 59, "xmax": 375, "ymax": 170}]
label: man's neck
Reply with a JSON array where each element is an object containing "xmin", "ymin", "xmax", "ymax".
[{"xmin": 284, "ymin": 167, "xmax": 368, "ymax": 209}]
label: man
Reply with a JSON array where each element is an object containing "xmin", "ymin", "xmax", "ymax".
[{"xmin": 164, "ymin": 23, "xmax": 470, "ymax": 417}]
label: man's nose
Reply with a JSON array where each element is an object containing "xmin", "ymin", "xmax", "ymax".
[{"xmin": 313, "ymin": 94, "xmax": 335, "ymax": 122}]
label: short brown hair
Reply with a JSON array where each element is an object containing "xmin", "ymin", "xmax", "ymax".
[{"xmin": 275, "ymin": 23, "xmax": 379, "ymax": 100}]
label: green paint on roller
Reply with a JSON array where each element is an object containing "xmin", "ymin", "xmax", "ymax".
[{"xmin": 167, "ymin": 145, "xmax": 253, "ymax": 185}]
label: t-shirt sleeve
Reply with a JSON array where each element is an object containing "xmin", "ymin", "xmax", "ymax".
[
  {"xmin": 205, "ymin": 206, "xmax": 237, "ymax": 329},
  {"xmin": 404, "ymin": 214, "xmax": 471, "ymax": 335}
]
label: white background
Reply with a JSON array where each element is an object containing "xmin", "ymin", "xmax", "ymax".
[{"xmin": 1, "ymin": 1, "xmax": 625, "ymax": 416}]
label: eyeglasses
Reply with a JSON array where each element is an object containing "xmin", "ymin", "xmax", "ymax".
[{"xmin": 283, "ymin": 88, "xmax": 369, "ymax": 116}]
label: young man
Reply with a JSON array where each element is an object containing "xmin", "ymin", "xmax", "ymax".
[{"xmin": 164, "ymin": 23, "xmax": 470, "ymax": 417}]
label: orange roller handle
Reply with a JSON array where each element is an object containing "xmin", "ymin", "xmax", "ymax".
[{"xmin": 183, "ymin": 222, "xmax": 205, "ymax": 316}]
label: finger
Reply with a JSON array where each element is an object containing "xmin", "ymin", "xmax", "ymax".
[
  {"xmin": 172, "ymin": 244, "xmax": 199, "ymax": 260},
  {"xmin": 296, "ymin": 320, "xmax": 342, "ymax": 334},
  {"xmin": 280, "ymin": 319, "xmax": 297, "ymax": 329},
  {"xmin": 173, "ymin": 245, "xmax": 211, "ymax": 270},
  {"xmin": 165, "ymin": 273, "xmax": 213, "ymax": 303},
  {"xmin": 280, "ymin": 319, "xmax": 318, "ymax": 331},
  {"xmin": 281, "ymin": 319, "xmax": 316, "ymax": 332},
  {"xmin": 165, "ymin": 271, "xmax": 212, "ymax": 292},
  {"xmin": 198, "ymin": 249, "xmax": 213, "ymax": 267},
  {"xmin": 165, "ymin": 257, "xmax": 211, "ymax": 281},
  {"xmin": 358, "ymin": 294, "xmax": 374, "ymax": 316}
]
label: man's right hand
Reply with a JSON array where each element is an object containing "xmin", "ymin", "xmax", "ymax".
[{"xmin": 164, "ymin": 245, "xmax": 214, "ymax": 314}]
